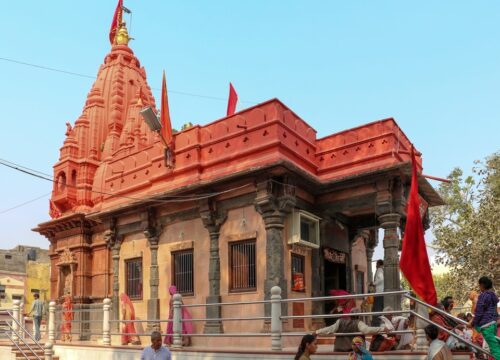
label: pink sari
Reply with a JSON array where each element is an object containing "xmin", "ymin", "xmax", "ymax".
[
  {"xmin": 120, "ymin": 293, "xmax": 141, "ymax": 345},
  {"xmin": 164, "ymin": 285, "xmax": 193, "ymax": 345}
]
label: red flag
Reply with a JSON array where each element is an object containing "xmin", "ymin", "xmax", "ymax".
[
  {"xmin": 400, "ymin": 148, "xmax": 437, "ymax": 306},
  {"xmin": 49, "ymin": 199, "xmax": 61, "ymax": 219},
  {"xmin": 226, "ymin": 82, "xmax": 238, "ymax": 116},
  {"xmin": 109, "ymin": 0, "xmax": 123, "ymax": 45},
  {"xmin": 160, "ymin": 71, "xmax": 173, "ymax": 144}
]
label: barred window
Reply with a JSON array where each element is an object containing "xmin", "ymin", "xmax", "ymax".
[
  {"xmin": 291, "ymin": 254, "xmax": 305, "ymax": 292},
  {"xmin": 229, "ymin": 240, "xmax": 256, "ymax": 292},
  {"xmin": 172, "ymin": 249, "xmax": 194, "ymax": 295},
  {"xmin": 125, "ymin": 258, "xmax": 143, "ymax": 300}
]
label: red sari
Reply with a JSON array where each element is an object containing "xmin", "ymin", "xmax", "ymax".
[
  {"xmin": 61, "ymin": 296, "xmax": 73, "ymax": 341},
  {"xmin": 120, "ymin": 293, "xmax": 141, "ymax": 345}
]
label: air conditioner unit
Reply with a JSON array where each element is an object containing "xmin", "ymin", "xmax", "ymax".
[{"xmin": 287, "ymin": 209, "xmax": 321, "ymax": 249}]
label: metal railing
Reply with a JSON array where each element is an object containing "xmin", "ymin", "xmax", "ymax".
[
  {"xmin": 0, "ymin": 300, "xmax": 54, "ymax": 360},
  {"xmin": 41, "ymin": 289, "xmax": 494, "ymax": 358}
]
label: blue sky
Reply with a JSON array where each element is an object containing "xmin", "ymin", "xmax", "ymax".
[{"xmin": 0, "ymin": 1, "xmax": 499, "ymax": 252}]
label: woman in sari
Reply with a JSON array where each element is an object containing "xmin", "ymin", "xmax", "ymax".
[
  {"xmin": 61, "ymin": 295, "xmax": 73, "ymax": 342},
  {"xmin": 120, "ymin": 293, "xmax": 141, "ymax": 345},
  {"xmin": 164, "ymin": 285, "xmax": 193, "ymax": 346},
  {"xmin": 348, "ymin": 336, "xmax": 373, "ymax": 360}
]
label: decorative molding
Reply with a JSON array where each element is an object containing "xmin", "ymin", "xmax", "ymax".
[
  {"xmin": 56, "ymin": 248, "xmax": 77, "ymax": 266},
  {"xmin": 224, "ymin": 231, "xmax": 257, "ymax": 242},
  {"xmin": 168, "ymin": 240, "xmax": 194, "ymax": 252}
]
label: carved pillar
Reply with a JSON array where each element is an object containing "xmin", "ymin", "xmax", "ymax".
[
  {"xmin": 104, "ymin": 225, "xmax": 121, "ymax": 331},
  {"xmin": 144, "ymin": 229, "xmax": 160, "ymax": 330},
  {"xmin": 379, "ymin": 213, "xmax": 401, "ymax": 309},
  {"xmin": 366, "ymin": 229, "xmax": 378, "ymax": 285},
  {"xmin": 255, "ymin": 179, "xmax": 296, "ymax": 319},
  {"xmin": 200, "ymin": 199, "xmax": 227, "ymax": 334}
]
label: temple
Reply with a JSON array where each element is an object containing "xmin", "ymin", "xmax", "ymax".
[{"xmin": 34, "ymin": 12, "xmax": 443, "ymax": 346}]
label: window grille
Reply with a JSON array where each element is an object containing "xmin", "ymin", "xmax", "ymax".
[
  {"xmin": 229, "ymin": 240, "xmax": 256, "ymax": 292},
  {"xmin": 172, "ymin": 249, "xmax": 194, "ymax": 295},
  {"xmin": 125, "ymin": 258, "xmax": 143, "ymax": 300}
]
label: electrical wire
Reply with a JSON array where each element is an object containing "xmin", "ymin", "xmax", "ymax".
[
  {"xmin": 0, "ymin": 56, "xmax": 256, "ymax": 104},
  {"xmin": 0, "ymin": 192, "xmax": 51, "ymax": 215},
  {"xmin": 0, "ymin": 158, "xmax": 253, "ymax": 205}
]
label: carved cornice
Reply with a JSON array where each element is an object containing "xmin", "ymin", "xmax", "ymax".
[{"xmin": 34, "ymin": 213, "xmax": 98, "ymax": 240}]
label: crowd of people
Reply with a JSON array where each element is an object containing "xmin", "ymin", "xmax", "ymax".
[{"xmin": 293, "ymin": 272, "xmax": 499, "ymax": 360}]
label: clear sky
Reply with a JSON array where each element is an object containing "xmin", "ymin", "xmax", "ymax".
[{"xmin": 0, "ymin": 1, "xmax": 499, "ymax": 253}]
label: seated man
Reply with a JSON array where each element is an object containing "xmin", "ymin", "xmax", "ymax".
[
  {"xmin": 141, "ymin": 331, "xmax": 171, "ymax": 360},
  {"xmin": 314, "ymin": 308, "xmax": 387, "ymax": 352},
  {"xmin": 377, "ymin": 306, "xmax": 413, "ymax": 350},
  {"xmin": 425, "ymin": 324, "xmax": 453, "ymax": 360}
]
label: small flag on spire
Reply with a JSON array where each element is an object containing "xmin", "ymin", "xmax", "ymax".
[
  {"xmin": 109, "ymin": 0, "xmax": 123, "ymax": 45},
  {"xmin": 226, "ymin": 82, "xmax": 238, "ymax": 116},
  {"xmin": 160, "ymin": 71, "xmax": 173, "ymax": 145}
]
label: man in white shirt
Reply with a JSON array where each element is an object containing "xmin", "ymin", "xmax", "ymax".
[{"xmin": 372, "ymin": 259, "xmax": 384, "ymax": 326}]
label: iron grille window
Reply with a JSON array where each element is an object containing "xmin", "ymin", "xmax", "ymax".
[
  {"xmin": 229, "ymin": 240, "xmax": 256, "ymax": 292},
  {"xmin": 291, "ymin": 253, "xmax": 305, "ymax": 292},
  {"xmin": 125, "ymin": 257, "xmax": 143, "ymax": 300},
  {"xmin": 172, "ymin": 249, "xmax": 194, "ymax": 295}
]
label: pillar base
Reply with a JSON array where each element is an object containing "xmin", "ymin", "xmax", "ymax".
[
  {"xmin": 146, "ymin": 298, "xmax": 160, "ymax": 331},
  {"xmin": 203, "ymin": 295, "xmax": 223, "ymax": 333}
]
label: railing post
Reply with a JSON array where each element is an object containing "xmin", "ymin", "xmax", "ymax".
[
  {"xmin": 102, "ymin": 298, "xmax": 111, "ymax": 346},
  {"xmin": 415, "ymin": 302, "xmax": 429, "ymax": 351},
  {"xmin": 48, "ymin": 301, "xmax": 56, "ymax": 343},
  {"xmin": 12, "ymin": 300, "xmax": 20, "ymax": 343},
  {"xmin": 44, "ymin": 342, "xmax": 53, "ymax": 360},
  {"xmin": 172, "ymin": 293, "xmax": 183, "ymax": 349},
  {"xmin": 270, "ymin": 286, "xmax": 282, "ymax": 351}
]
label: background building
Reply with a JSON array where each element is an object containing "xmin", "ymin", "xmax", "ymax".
[{"xmin": 0, "ymin": 245, "xmax": 50, "ymax": 313}]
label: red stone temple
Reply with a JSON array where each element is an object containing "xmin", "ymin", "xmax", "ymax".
[{"xmin": 34, "ymin": 11, "xmax": 442, "ymax": 346}]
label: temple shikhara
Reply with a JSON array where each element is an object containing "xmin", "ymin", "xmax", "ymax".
[{"xmin": 34, "ymin": 3, "xmax": 443, "ymax": 346}]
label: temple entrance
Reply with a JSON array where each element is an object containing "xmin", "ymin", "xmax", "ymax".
[{"xmin": 323, "ymin": 247, "xmax": 348, "ymax": 326}]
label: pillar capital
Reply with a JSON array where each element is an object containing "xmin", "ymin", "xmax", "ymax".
[
  {"xmin": 199, "ymin": 198, "xmax": 227, "ymax": 234},
  {"xmin": 378, "ymin": 213, "xmax": 401, "ymax": 228},
  {"xmin": 254, "ymin": 178, "xmax": 296, "ymax": 229}
]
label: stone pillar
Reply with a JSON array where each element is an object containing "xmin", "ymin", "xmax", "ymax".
[
  {"xmin": 102, "ymin": 298, "xmax": 111, "ymax": 346},
  {"xmin": 366, "ymin": 246, "xmax": 374, "ymax": 284},
  {"xmin": 172, "ymin": 293, "xmax": 183, "ymax": 349},
  {"xmin": 379, "ymin": 213, "xmax": 401, "ymax": 310},
  {"xmin": 255, "ymin": 179, "xmax": 295, "ymax": 319},
  {"xmin": 270, "ymin": 286, "xmax": 282, "ymax": 351},
  {"xmin": 104, "ymin": 226, "xmax": 121, "ymax": 331},
  {"xmin": 44, "ymin": 342, "xmax": 53, "ymax": 360},
  {"xmin": 415, "ymin": 302, "xmax": 429, "ymax": 351},
  {"xmin": 200, "ymin": 199, "xmax": 227, "ymax": 334},
  {"xmin": 111, "ymin": 244, "xmax": 120, "ymax": 328},
  {"xmin": 48, "ymin": 301, "xmax": 56, "ymax": 343},
  {"xmin": 145, "ymin": 230, "xmax": 160, "ymax": 331}
]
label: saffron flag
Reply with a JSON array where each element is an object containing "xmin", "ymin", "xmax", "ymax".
[
  {"xmin": 400, "ymin": 148, "xmax": 437, "ymax": 306},
  {"xmin": 226, "ymin": 82, "xmax": 238, "ymax": 116},
  {"xmin": 160, "ymin": 71, "xmax": 173, "ymax": 145},
  {"xmin": 109, "ymin": 0, "xmax": 123, "ymax": 45},
  {"xmin": 49, "ymin": 199, "xmax": 61, "ymax": 219}
]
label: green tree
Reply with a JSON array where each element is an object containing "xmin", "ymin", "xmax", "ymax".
[{"xmin": 431, "ymin": 151, "xmax": 500, "ymax": 294}]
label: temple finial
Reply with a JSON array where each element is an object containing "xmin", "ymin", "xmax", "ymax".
[{"xmin": 115, "ymin": 22, "xmax": 130, "ymax": 45}]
